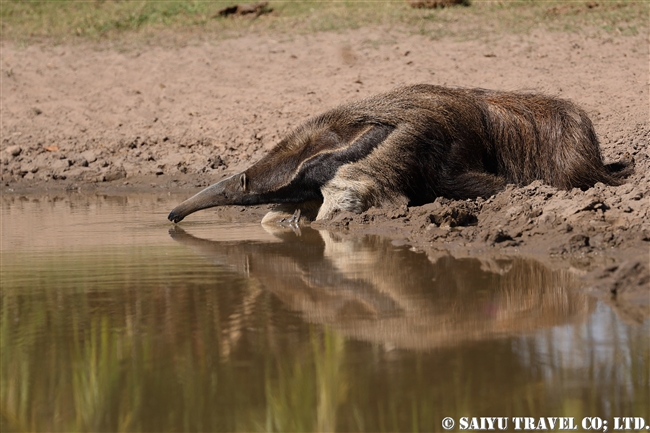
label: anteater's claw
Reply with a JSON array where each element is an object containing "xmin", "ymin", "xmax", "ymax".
[{"xmin": 289, "ymin": 209, "xmax": 301, "ymax": 225}]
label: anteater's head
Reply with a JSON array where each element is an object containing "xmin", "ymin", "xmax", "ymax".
[
  {"xmin": 168, "ymin": 172, "xmax": 259, "ymax": 223},
  {"xmin": 168, "ymin": 109, "xmax": 395, "ymax": 223},
  {"xmin": 168, "ymin": 119, "xmax": 338, "ymax": 224}
]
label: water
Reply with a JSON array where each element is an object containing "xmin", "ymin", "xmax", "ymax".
[{"xmin": 1, "ymin": 193, "xmax": 648, "ymax": 432}]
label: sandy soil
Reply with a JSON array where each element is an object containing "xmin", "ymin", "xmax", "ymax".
[{"xmin": 1, "ymin": 25, "xmax": 648, "ymax": 319}]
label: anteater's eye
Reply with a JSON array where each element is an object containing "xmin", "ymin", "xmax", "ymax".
[{"xmin": 240, "ymin": 173, "xmax": 247, "ymax": 191}]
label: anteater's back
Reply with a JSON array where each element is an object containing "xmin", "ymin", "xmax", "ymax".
[{"xmin": 341, "ymin": 85, "xmax": 631, "ymax": 192}]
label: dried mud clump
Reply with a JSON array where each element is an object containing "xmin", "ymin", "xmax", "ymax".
[{"xmin": 418, "ymin": 199, "xmax": 479, "ymax": 229}]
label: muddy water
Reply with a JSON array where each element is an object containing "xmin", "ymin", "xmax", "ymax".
[{"xmin": 1, "ymin": 194, "xmax": 648, "ymax": 432}]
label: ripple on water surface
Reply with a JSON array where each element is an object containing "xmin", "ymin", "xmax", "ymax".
[{"xmin": 1, "ymin": 193, "xmax": 648, "ymax": 432}]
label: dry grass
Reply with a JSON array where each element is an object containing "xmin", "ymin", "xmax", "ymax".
[{"xmin": 1, "ymin": 0, "xmax": 647, "ymax": 43}]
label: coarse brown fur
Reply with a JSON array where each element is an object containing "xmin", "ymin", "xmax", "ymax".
[{"xmin": 168, "ymin": 84, "xmax": 633, "ymax": 223}]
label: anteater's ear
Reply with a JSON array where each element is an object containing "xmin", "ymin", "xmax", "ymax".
[{"xmin": 240, "ymin": 173, "xmax": 248, "ymax": 191}]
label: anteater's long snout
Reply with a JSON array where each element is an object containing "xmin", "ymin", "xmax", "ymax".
[
  {"xmin": 168, "ymin": 206, "xmax": 191, "ymax": 224},
  {"xmin": 168, "ymin": 180, "xmax": 229, "ymax": 223}
]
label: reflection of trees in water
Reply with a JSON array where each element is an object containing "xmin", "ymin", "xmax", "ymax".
[{"xmin": 1, "ymin": 228, "xmax": 647, "ymax": 432}]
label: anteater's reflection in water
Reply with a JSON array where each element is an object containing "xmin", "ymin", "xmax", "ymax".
[{"xmin": 169, "ymin": 225, "xmax": 593, "ymax": 351}]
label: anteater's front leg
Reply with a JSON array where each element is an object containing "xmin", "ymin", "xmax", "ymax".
[
  {"xmin": 261, "ymin": 200, "xmax": 322, "ymax": 225},
  {"xmin": 316, "ymin": 174, "xmax": 376, "ymax": 220}
]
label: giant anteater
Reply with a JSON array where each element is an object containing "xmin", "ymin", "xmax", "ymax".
[{"xmin": 169, "ymin": 85, "xmax": 632, "ymax": 223}]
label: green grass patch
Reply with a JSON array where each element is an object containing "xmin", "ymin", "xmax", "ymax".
[{"xmin": 1, "ymin": 1, "xmax": 648, "ymax": 43}]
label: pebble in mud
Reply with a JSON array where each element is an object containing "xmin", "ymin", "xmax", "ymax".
[
  {"xmin": 549, "ymin": 233, "xmax": 592, "ymax": 256},
  {"xmin": 5, "ymin": 145, "xmax": 22, "ymax": 157},
  {"xmin": 51, "ymin": 159, "xmax": 71, "ymax": 172},
  {"xmin": 482, "ymin": 228, "xmax": 518, "ymax": 247},
  {"xmin": 99, "ymin": 166, "xmax": 127, "ymax": 182},
  {"xmin": 590, "ymin": 232, "xmax": 618, "ymax": 249},
  {"xmin": 80, "ymin": 150, "xmax": 98, "ymax": 164},
  {"xmin": 568, "ymin": 234, "xmax": 590, "ymax": 249}
]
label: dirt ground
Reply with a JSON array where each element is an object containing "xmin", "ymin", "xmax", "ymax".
[{"xmin": 1, "ymin": 23, "xmax": 648, "ymax": 320}]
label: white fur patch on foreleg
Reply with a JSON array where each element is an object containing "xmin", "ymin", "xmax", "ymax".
[{"xmin": 316, "ymin": 176, "xmax": 373, "ymax": 220}]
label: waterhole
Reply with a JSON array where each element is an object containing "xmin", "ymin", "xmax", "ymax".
[{"xmin": 1, "ymin": 193, "xmax": 648, "ymax": 432}]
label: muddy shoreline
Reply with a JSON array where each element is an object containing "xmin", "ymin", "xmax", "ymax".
[{"xmin": 2, "ymin": 26, "xmax": 648, "ymax": 320}]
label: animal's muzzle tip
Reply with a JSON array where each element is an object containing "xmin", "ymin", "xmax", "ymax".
[{"xmin": 167, "ymin": 210, "xmax": 184, "ymax": 224}]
